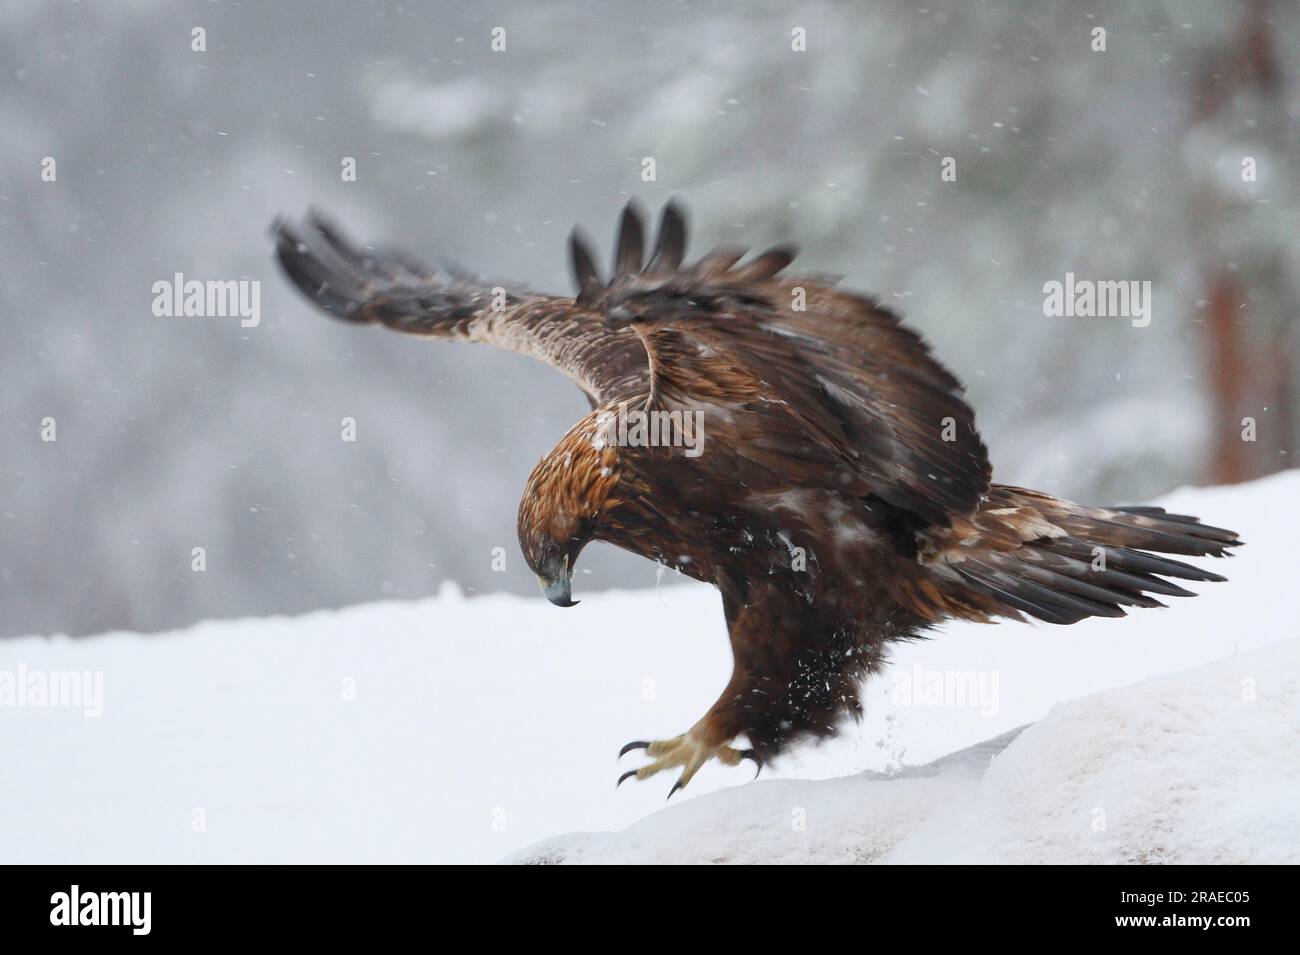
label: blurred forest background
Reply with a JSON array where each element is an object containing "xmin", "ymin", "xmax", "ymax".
[{"xmin": 1, "ymin": 0, "xmax": 1295, "ymax": 639}]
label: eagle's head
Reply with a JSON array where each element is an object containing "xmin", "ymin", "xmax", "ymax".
[{"xmin": 518, "ymin": 414, "xmax": 621, "ymax": 607}]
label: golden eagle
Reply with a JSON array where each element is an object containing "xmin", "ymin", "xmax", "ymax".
[{"xmin": 273, "ymin": 201, "xmax": 1239, "ymax": 795}]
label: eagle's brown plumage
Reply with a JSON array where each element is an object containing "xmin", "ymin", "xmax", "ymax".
[{"xmin": 273, "ymin": 201, "xmax": 1240, "ymax": 792}]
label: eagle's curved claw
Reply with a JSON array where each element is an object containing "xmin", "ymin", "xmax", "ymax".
[
  {"xmin": 615, "ymin": 731, "xmax": 754, "ymax": 795},
  {"xmin": 740, "ymin": 749, "xmax": 764, "ymax": 778}
]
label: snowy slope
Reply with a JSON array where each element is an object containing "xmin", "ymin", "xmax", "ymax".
[
  {"xmin": 507, "ymin": 640, "xmax": 1300, "ymax": 864},
  {"xmin": 0, "ymin": 472, "xmax": 1295, "ymax": 864}
]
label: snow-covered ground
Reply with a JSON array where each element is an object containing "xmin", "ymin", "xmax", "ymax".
[
  {"xmin": 510, "ymin": 640, "xmax": 1300, "ymax": 864},
  {"xmin": 1, "ymin": 472, "xmax": 1295, "ymax": 864}
]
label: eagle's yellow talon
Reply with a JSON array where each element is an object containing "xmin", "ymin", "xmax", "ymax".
[{"xmin": 616, "ymin": 731, "xmax": 756, "ymax": 794}]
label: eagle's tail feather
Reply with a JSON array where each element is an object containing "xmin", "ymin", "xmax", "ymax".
[{"xmin": 922, "ymin": 486, "xmax": 1241, "ymax": 626}]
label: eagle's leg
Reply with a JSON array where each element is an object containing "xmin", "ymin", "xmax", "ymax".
[{"xmin": 617, "ymin": 729, "xmax": 761, "ymax": 797}]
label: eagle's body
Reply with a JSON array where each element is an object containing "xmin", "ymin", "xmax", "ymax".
[{"xmin": 275, "ymin": 201, "xmax": 1239, "ymax": 792}]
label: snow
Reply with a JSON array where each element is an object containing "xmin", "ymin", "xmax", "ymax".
[
  {"xmin": 511, "ymin": 641, "xmax": 1300, "ymax": 864},
  {"xmin": 1, "ymin": 471, "xmax": 1296, "ymax": 864}
]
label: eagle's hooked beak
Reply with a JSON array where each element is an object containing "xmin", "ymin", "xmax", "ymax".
[{"xmin": 537, "ymin": 555, "xmax": 579, "ymax": 608}]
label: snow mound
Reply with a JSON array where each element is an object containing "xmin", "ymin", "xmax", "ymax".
[{"xmin": 508, "ymin": 639, "xmax": 1300, "ymax": 864}]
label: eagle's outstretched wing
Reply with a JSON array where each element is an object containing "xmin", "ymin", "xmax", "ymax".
[
  {"xmin": 577, "ymin": 201, "xmax": 991, "ymax": 528},
  {"xmin": 273, "ymin": 203, "xmax": 987, "ymax": 528},
  {"xmin": 272, "ymin": 212, "xmax": 648, "ymax": 408}
]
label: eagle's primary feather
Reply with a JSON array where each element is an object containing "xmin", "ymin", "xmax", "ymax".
[{"xmin": 273, "ymin": 200, "xmax": 1240, "ymax": 791}]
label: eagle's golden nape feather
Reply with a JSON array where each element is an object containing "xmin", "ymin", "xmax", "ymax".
[{"xmin": 273, "ymin": 198, "xmax": 1242, "ymax": 797}]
